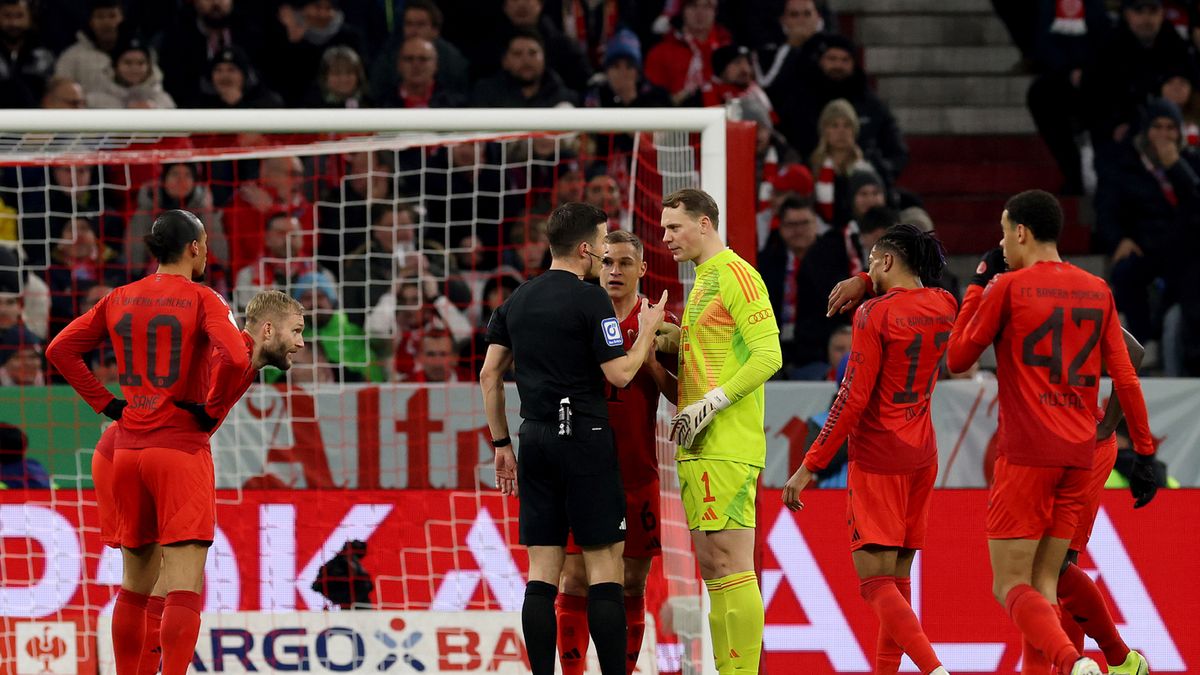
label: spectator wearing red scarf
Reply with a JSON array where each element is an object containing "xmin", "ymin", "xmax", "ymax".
[{"xmin": 644, "ymin": 0, "xmax": 731, "ymax": 104}]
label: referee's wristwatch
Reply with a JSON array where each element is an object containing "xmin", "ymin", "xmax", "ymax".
[{"xmin": 491, "ymin": 436, "xmax": 511, "ymax": 449}]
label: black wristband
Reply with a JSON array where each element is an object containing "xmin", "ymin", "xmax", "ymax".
[{"xmin": 491, "ymin": 436, "xmax": 511, "ymax": 448}]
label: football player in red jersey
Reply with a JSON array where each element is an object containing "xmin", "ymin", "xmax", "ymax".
[
  {"xmin": 782, "ymin": 224, "xmax": 954, "ymax": 675},
  {"xmin": 47, "ymin": 209, "xmax": 251, "ymax": 675},
  {"xmin": 556, "ymin": 230, "xmax": 677, "ymax": 675},
  {"xmin": 1053, "ymin": 329, "xmax": 1151, "ymax": 675},
  {"xmin": 945, "ymin": 191, "xmax": 1156, "ymax": 675},
  {"xmin": 88, "ymin": 289, "xmax": 306, "ymax": 675}
]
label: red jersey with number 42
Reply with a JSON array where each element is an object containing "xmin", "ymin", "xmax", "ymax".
[
  {"xmin": 948, "ymin": 261, "xmax": 1153, "ymax": 469},
  {"xmin": 606, "ymin": 306, "xmax": 675, "ymax": 489},
  {"xmin": 46, "ymin": 273, "xmax": 250, "ymax": 451},
  {"xmin": 806, "ymin": 287, "xmax": 958, "ymax": 475}
]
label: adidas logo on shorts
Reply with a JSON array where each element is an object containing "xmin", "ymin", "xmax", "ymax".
[
  {"xmin": 618, "ymin": 518, "xmax": 627, "ymax": 531},
  {"xmin": 702, "ymin": 507, "xmax": 719, "ymax": 521}
]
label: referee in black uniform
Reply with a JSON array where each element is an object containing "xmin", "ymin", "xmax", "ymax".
[{"xmin": 479, "ymin": 202, "xmax": 668, "ymax": 675}]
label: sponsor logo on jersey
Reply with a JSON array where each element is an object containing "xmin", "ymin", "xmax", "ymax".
[{"xmin": 747, "ymin": 309, "xmax": 774, "ymax": 325}]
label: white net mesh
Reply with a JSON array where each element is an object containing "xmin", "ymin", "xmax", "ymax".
[{"xmin": 0, "ymin": 121, "xmax": 725, "ymax": 674}]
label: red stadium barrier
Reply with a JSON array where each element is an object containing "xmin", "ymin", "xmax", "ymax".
[{"xmin": 1, "ymin": 489, "xmax": 1196, "ymax": 674}]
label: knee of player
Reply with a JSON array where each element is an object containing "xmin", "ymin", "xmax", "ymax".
[
  {"xmin": 559, "ymin": 559, "xmax": 590, "ymax": 596},
  {"xmin": 623, "ymin": 570, "xmax": 649, "ymax": 596}
]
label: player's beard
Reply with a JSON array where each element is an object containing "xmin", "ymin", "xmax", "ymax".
[{"xmin": 262, "ymin": 338, "xmax": 294, "ymax": 371}]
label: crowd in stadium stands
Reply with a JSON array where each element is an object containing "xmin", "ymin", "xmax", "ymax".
[
  {"xmin": 1004, "ymin": 0, "xmax": 1200, "ymax": 375},
  {"xmin": 0, "ymin": 0, "xmax": 1196, "ymax": 384}
]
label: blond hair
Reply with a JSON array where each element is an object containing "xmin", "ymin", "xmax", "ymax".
[
  {"xmin": 604, "ymin": 229, "xmax": 643, "ymax": 257},
  {"xmin": 810, "ymin": 98, "xmax": 864, "ymax": 175},
  {"xmin": 246, "ymin": 290, "xmax": 304, "ymax": 328}
]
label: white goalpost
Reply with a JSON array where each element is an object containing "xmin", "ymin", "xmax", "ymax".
[{"xmin": 0, "ymin": 107, "xmax": 733, "ymax": 675}]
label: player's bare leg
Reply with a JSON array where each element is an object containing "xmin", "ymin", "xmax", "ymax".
[
  {"xmin": 852, "ymin": 546, "xmax": 947, "ymax": 675},
  {"xmin": 692, "ymin": 529, "xmax": 761, "ymax": 674},
  {"xmin": 113, "ymin": 544, "xmax": 159, "ymax": 675},
  {"xmin": 990, "ymin": 537, "xmax": 1100, "ymax": 675},
  {"xmin": 1058, "ymin": 551, "xmax": 1149, "ymax": 674},
  {"xmin": 157, "ymin": 542, "xmax": 209, "ymax": 675}
]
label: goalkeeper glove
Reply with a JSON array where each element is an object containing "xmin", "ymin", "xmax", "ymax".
[
  {"xmin": 669, "ymin": 387, "xmax": 730, "ymax": 449},
  {"xmin": 102, "ymin": 398, "xmax": 127, "ymax": 422},
  {"xmin": 654, "ymin": 322, "xmax": 680, "ymax": 354},
  {"xmin": 970, "ymin": 247, "xmax": 1007, "ymax": 288},
  {"xmin": 174, "ymin": 401, "xmax": 220, "ymax": 433},
  {"xmin": 1129, "ymin": 452, "xmax": 1159, "ymax": 509}
]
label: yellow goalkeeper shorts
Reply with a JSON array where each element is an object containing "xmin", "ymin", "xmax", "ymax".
[{"xmin": 678, "ymin": 458, "xmax": 759, "ymax": 531}]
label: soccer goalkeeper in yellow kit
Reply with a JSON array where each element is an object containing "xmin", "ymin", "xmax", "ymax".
[{"xmin": 659, "ymin": 189, "xmax": 782, "ymax": 675}]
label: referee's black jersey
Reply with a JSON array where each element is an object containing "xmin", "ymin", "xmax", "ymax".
[{"xmin": 486, "ymin": 270, "xmax": 626, "ymax": 423}]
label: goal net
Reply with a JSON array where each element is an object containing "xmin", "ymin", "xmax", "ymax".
[{"xmin": 0, "ymin": 108, "xmax": 734, "ymax": 675}]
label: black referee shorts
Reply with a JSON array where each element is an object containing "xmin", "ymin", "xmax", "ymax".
[{"xmin": 516, "ymin": 418, "xmax": 626, "ymax": 548}]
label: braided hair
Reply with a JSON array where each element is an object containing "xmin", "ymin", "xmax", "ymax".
[
  {"xmin": 145, "ymin": 209, "xmax": 203, "ymax": 264},
  {"xmin": 873, "ymin": 223, "xmax": 947, "ymax": 286}
]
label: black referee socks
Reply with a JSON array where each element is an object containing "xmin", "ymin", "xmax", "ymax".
[
  {"xmin": 523, "ymin": 581, "xmax": 558, "ymax": 674},
  {"xmin": 587, "ymin": 582, "xmax": 627, "ymax": 675}
]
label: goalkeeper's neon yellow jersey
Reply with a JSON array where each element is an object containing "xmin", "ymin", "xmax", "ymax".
[{"xmin": 677, "ymin": 248, "xmax": 780, "ymax": 466}]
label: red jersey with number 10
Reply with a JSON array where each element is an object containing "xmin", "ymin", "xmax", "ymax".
[
  {"xmin": 605, "ymin": 305, "xmax": 675, "ymax": 489},
  {"xmin": 46, "ymin": 273, "xmax": 250, "ymax": 451},
  {"xmin": 948, "ymin": 261, "xmax": 1154, "ymax": 468},
  {"xmin": 805, "ymin": 287, "xmax": 958, "ymax": 475}
]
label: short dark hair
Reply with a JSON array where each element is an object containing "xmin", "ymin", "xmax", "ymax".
[
  {"xmin": 776, "ymin": 195, "xmax": 815, "ymax": 220},
  {"xmin": 508, "ymin": 27, "xmax": 545, "ymax": 51},
  {"xmin": 89, "ymin": 0, "xmax": 122, "ymax": 12},
  {"xmin": 1004, "ymin": 189, "xmax": 1062, "ymax": 242},
  {"xmin": 663, "ymin": 188, "xmax": 720, "ymax": 230},
  {"xmin": 404, "ymin": 0, "xmax": 443, "ymax": 29},
  {"xmin": 146, "ymin": 209, "xmax": 203, "ymax": 264},
  {"xmin": 874, "ymin": 223, "xmax": 947, "ymax": 284},
  {"xmin": 604, "ymin": 229, "xmax": 643, "ymax": 257},
  {"xmin": 547, "ymin": 202, "xmax": 606, "ymax": 258}
]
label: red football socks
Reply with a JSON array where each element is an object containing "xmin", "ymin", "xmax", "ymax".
[
  {"xmin": 1059, "ymin": 563, "xmax": 1129, "ymax": 666},
  {"xmin": 625, "ymin": 594, "xmax": 646, "ymax": 675},
  {"xmin": 860, "ymin": 576, "xmax": 941, "ymax": 674},
  {"xmin": 875, "ymin": 577, "xmax": 911, "ymax": 674},
  {"xmin": 160, "ymin": 591, "xmax": 203, "ymax": 675},
  {"xmin": 1022, "ymin": 637, "xmax": 1053, "ymax": 675},
  {"xmin": 113, "ymin": 589, "xmax": 150, "ymax": 675},
  {"xmin": 1005, "ymin": 584, "xmax": 1080, "ymax": 674},
  {"xmin": 555, "ymin": 593, "xmax": 589, "ymax": 675},
  {"xmin": 137, "ymin": 595, "xmax": 165, "ymax": 675},
  {"xmin": 1059, "ymin": 607, "xmax": 1086, "ymax": 653}
]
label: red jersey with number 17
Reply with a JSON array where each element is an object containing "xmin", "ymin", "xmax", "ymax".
[
  {"xmin": 606, "ymin": 305, "xmax": 676, "ymax": 489},
  {"xmin": 45, "ymin": 273, "xmax": 250, "ymax": 451},
  {"xmin": 947, "ymin": 261, "xmax": 1154, "ymax": 469},
  {"xmin": 805, "ymin": 287, "xmax": 958, "ymax": 475}
]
